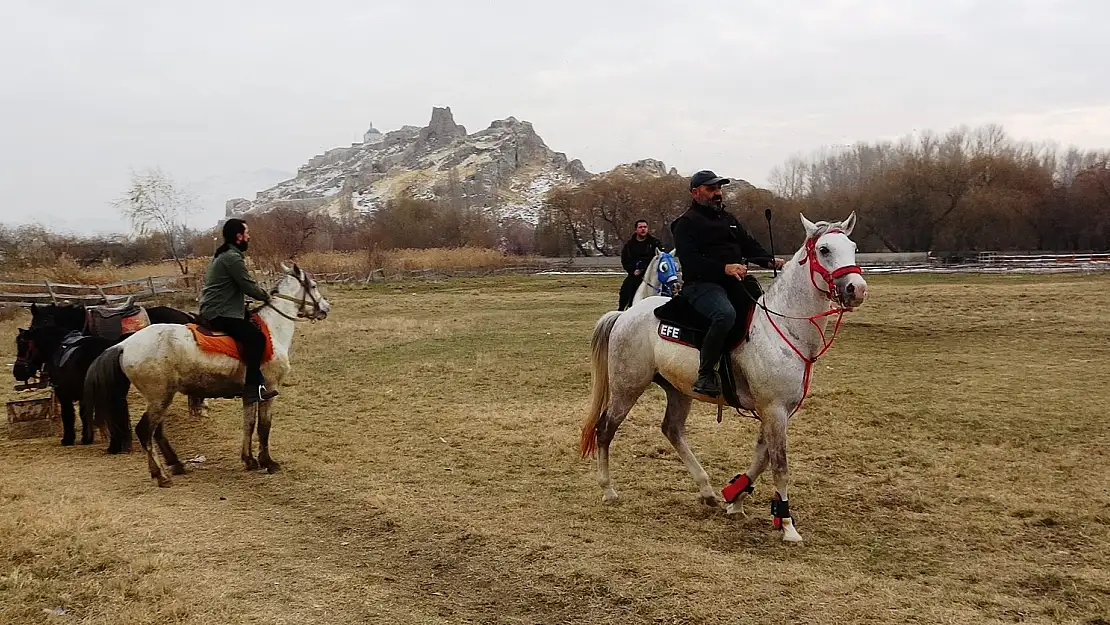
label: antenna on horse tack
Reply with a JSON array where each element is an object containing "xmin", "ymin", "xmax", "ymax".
[{"xmin": 765, "ymin": 207, "xmax": 777, "ymax": 278}]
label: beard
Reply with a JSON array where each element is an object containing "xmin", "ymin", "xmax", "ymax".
[
  {"xmin": 235, "ymin": 240, "xmax": 249, "ymax": 252},
  {"xmin": 696, "ymin": 194, "xmax": 724, "ymax": 210}
]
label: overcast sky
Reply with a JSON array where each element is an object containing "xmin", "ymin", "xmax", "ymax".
[{"xmin": 2, "ymin": 0, "xmax": 1108, "ymax": 235}]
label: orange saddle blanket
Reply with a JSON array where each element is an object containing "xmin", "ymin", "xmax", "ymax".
[{"xmin": 186, "ymin": 316, "xmax": 275, "ymax": 363}]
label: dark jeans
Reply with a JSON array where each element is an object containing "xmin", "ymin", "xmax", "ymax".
[
  {"xmin": 681, "ymin": 279, "xmax": 755, "ymax": 375},
  {"xmin": 204, "ymin": 316, "xmax": 266, "ymax": 387},
  {"xmin": 617, "ymin": 273, "xmax": 642, "ymax": 310}
]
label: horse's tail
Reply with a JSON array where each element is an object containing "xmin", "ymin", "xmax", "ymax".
[
  {"xmin": 83, "ymin": 345, "xmax": 132, "ymax": 454},
  {"xmin": 579, "ymin": 311, "xmax": 621, "ymax": 458}
]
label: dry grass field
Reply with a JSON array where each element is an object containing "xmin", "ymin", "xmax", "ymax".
[{"xmin": 1, "ymin": 272, "xmax": 1108, "ymax": 624}]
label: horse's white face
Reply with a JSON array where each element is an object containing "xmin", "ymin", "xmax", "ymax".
[
  {"xmin": 801, "ymin": 211, "xmax": 868, "ymax": 308},
  {"xmin": 279, "ymin": 263, "xmax": 331, "ymax": 320}
]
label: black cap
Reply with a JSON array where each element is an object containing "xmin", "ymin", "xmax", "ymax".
[{"xmin": 689, "ymin": 170, "xmax": 730, "ymax": 189}]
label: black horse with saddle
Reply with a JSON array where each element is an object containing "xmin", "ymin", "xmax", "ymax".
[{"xmin": 12, "ymin": 298, "xmax": 196, "ymax": 446}]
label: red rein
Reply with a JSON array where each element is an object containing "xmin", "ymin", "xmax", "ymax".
[{"xmin": 763, "ymin": 229, "xmax": 862, "ymax": 418}]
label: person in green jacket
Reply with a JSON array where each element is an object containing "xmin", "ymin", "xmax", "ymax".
[{"xmin": 198, "ymin": 218, "xmax": 277, "ymax": 404}]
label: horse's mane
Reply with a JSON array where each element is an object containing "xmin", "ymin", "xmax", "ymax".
[{"xmin": 33, "ymin": 302, "xmax": 86, "ymax": 329}]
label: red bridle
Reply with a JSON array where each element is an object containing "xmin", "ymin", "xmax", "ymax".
[
  {"xmin": 763, "ymin": 228, "xmax": 863, "ymax": 418},
  {"xmin": 801, "ymin": 229, "xmax": 864, "ymax": 304}
]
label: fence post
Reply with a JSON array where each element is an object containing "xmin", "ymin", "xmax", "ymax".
[
  {"xmin": 95, "ymin": 285, "xmax": 109, "ymax": 304},
  {"xmin": 44, "ymin": 280, "xmax": 57, "ymax": 303},
  {"xmin": 148, "ymin": 276, "xmax": 156, "ymax": 297}
]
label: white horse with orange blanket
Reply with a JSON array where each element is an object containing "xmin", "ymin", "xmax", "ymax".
[{"xmin": 84, "ymin": 264, "xmax": 330, "ymax": 486}]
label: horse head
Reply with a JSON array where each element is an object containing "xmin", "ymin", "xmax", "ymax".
[
  {"xmin": 799, "ymin": 211, "xmax": 868, "ymax": 309},
  {"xmin": 275, "ymin": 263, "xmax": 331, "ymax": 320},
  {"xmin": 656, "ymin": 250, "xmax": 681, "ymax": 297},
  {"xmin": 12, "ymin": 327, "xmax": 43, "ymax": 382}
]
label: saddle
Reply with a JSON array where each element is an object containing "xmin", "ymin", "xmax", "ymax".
[
  {"xmin": 653, "ymin": 277, "xmax": 762, "ymax": 411},
  {"xmin": 85, "ymin": 296, "xmax": 150, "ymax": 342},
  {"xmin": 186, "ymin": 315, "xmax": 275, "ymax": 363},
  {"xmin": 54, "ymin": 330, "xmax": 91, "ymax": 370}
]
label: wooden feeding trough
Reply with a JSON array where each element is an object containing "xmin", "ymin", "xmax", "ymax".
[{"xmin": 6, "ymin": 393, "xmax": 59, "ymax": 439}]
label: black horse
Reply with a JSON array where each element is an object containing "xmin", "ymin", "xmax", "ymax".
[{"xmin": 12, "ymin": 302, "xmax": 198, "ymax": 447}]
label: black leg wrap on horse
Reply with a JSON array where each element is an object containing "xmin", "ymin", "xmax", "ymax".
[{"xmin": 771, "ymin": 497, "xmax": 790, "ymax": 520}]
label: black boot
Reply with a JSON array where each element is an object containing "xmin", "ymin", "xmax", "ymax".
[
  {"xmin": 694, "ymin": 337, "xmax": 725, "ymax": 398},
  {"xmin": 693, "ymin": 368, "xmax": 721, "ymax": 397},
  {"xmin": 244, "ymin": 371, "xmax": 279, "ymax": 404}
]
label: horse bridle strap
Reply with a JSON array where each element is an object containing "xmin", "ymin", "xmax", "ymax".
[
  {"xmin": 14, "ymin": 331, "xmax": 40, "ymax": 373},
  {"xmin": 799, "ymin": 228, "xmax": 863, "ymax": 305},
  {"xmin": 258, "ymin": 272, "xmax": 322, "ymax": 322},
  {"xmin": 756, "ymin": 228, "xmax": 862, "ymax": 419}
]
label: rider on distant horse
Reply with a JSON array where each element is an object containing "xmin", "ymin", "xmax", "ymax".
[
  {"xmin": 670, "ymin": 170, "xmax": 785, "ymax": 398},
  {"xmin": 198, "ymin": 218, "xmax": 277, "ymax": 404},
  {"xmin": 618, "ymin": 219, "xmax": 664, "ymax": 311}
]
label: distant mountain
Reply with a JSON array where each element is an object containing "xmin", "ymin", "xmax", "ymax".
[{"xmin": 226, "ymin": 107, "xmax": 720, "ymax": 225}]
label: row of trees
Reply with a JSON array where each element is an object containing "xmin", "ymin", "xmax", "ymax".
[
  {"xmin": 4, "ymin": 124, "xmax": 1107, "ymax": 272},
  {"xmin": 538, "ymin": 124, "xmax": 1110, "ymax": 256},
  {"xmin": 0, "ymin": 191, "xmax": 547, "ymax": 272}
]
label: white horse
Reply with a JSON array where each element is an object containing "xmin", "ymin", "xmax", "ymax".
[
  {"xmin": 84, "ymin": 263, "xmax": 330, "ymax": 487},
  {"xmin": 578, "ymin": 213, "xmax": 867, "ymax": 543},
  {"xmin": 631, "ymin": 248, "xmax": 682, "ymax": 305}
]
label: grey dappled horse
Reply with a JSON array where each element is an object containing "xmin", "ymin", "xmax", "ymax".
[{"xmin": 580, "ymin": 213, "xmax": 868, "ymax": 542}]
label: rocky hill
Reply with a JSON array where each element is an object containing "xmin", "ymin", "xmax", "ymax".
[
  {"xmin": 225, "ymin": 107, "xmax": 750, "ymax": 224},
  {"xmin": 227, "ymin": 107, "xmax": 599, "ymax": 224}
]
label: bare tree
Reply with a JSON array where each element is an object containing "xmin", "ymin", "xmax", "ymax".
[{"xmin": 114, "ymin": 167, "xmax": 197, "ymax": 274}]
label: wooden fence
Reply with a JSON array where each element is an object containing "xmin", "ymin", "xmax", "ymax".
[
  {"xmin": 305, "ymin": 263, "xmax": 557, "ymax": 284},
  {"xmin": 0, "ymin": 275, "xmax": 185, "ymax": 308}
]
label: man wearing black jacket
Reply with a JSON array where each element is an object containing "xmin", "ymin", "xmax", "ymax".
[
  {"xmin": 670, "ymin": 170, "xmax": 785, "ymax": 397},
  {"xmin": 617, "ymin": 219, "xmax": 664, "ymax": 310}
]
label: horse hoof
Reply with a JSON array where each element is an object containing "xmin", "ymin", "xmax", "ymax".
[
  {"xmin": 725, "ymin": 502, "xmax": 746, "ymax": 516},
  {"xmin": 81, "ymin": 438, "xmax": 94, "ymax": 445},
  {"xmin": 602, "ymin": 489, "xmax": 619, "ymax": 504},
  {"xmin": 781, "ymin": 520, "xmax": 803, "ymax": 543},
  {"xmin": 263, "ymin": 460, "xmax": 281, "ymax": 474},
  {"xmin": 243, "ymin": 457, "xmax": 259, "ymax": 471},
  {"xmin": 61, "ymin": 438, "xmax": 75, "ymax": 447},
  {"xmin": 697, "ymin": 494, "xmax": 721, "ymax": 508},
  {"xmin": 170, "ymin": 463, "xmax": 187, "ymax": 476},
  {"xmin": 156, "ymin": 477, "xmax": 173, "ymax": 488}
]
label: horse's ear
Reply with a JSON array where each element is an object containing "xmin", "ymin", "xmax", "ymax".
[
  {"xmin": 841, "ymin": 211, "xmax": 857, "ymax": 236},
  {"xmin": 800, "ymin": 213, "xmax": 818, "ymax": 239}
]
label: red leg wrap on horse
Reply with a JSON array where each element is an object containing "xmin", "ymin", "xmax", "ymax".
[{"xmin": 722, "ymin": 473, "xmax": 753, "ymax": 503}]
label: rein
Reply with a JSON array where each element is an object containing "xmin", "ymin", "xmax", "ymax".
[
  {"xmin": 638, "ymin": 275, "xmax": 678, "ymax": 298},
  {"xmin": 749, "ymin": 228, "xmax": 862, "ymax": 418},
  {"xmin": 251, "ymin": 272, "xmax": 323, "ymax": 322}
]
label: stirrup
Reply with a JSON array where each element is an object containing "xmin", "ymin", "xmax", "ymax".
[{"xmin": 244, "ymin": 385, "xmax": 279, "ymax": 404}]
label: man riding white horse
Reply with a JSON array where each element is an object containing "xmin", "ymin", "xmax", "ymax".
[
  {"xmin": 671, "ymin": 170, "xmax": 785, "ymax": 398},
  {"xmin": 618, "ymin": 220, "xmax": 665, "ymax": 311},
  {"xmin": 198, "ymin": 218, "xmax": 277, "ymax": 404}
]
